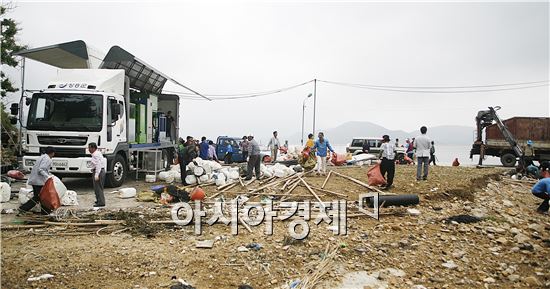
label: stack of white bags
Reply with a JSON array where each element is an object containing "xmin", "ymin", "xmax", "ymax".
[{"xmin": 157, "ymin": 157, "xmax": 297, "ymax": 186}]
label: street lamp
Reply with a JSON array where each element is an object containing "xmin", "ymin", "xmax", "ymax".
[{"xmin": 301, "ymin": 93, "xmax": 312, "ymax": 146}]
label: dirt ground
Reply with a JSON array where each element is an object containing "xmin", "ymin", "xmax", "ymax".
[{"xmin": 1, "ymin": 165, "xmax": 549, "ymax": 289}]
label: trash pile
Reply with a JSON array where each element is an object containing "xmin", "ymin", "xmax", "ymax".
[
  {"xmin": 277, "ymin": 146, "xmax": 302, "ymax": 162},
  {"xmin": 157, "ymin": 158, "xmax": 302, "ymax": 186}
]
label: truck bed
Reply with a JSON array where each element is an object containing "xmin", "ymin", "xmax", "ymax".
[{"xmin": 486, "ymin": 117, "xmax": 550, "ymax": 143}]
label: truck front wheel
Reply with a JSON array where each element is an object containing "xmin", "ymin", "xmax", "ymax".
[
  {"xmin": 500, "ymin": 153, "xmax": 517, "ymax": 167},
  {"xmin": 106, "ymin": 154, "xmax": 127, "ymax": 187}
]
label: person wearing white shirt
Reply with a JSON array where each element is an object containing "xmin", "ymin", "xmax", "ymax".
[
  {"xmin": 20, "ymin": 146, "xmax": 55, "ymax": 214},
  {"xmin": 378, "ymin": 135, "xmax": 396, "ymax": 190},
  {"xmin": 89, "ymin": 142, "xmax": 106, "ymax": 207},
  {"xmin": 267, "ymin": 131, "xmax": 281, "ymax": 162},
  {"xmin": 413, "ymin": 126, "xmax": 432, "ymax": 181}
]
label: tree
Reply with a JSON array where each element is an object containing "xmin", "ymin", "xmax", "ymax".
[
  {"xmin": 1, "ymin": 4, "xmax": 25, "ymax": 166},
  {"xmin": 1, "ymin": 5, "xmax": 26, "ymax": 97}
]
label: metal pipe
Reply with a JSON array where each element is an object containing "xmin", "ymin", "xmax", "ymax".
[
  {"xmin": 365, "ymin": 194, "xmax": 419, "ymax": 208},
  {"xmin": 301, "ymin": 93, "xmax": 312, "ymax": 145},
  {"xmin": 312, "ymin": 79, "xmax": 317, "ymax": 135}
]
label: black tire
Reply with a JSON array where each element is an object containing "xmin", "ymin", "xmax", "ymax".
[
  {"xmin": 500, "ymin": 153, "xmax": 517, "ymax": 167},
  {"xmin": 106, "ymin": 154, "xmax": 127, "ymax": 188}
]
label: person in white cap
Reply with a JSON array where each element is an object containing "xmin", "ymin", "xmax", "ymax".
[{"xmin": 245, "ymin": 134, "xmax": 261, "ymax": 180}]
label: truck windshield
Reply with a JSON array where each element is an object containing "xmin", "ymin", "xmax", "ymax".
[{"xmin": 27, "ymin": 93, "xmax": 103, "ymax": 132}]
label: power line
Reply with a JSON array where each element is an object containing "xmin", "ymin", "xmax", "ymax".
[
  {"xmin": 318, "ymin": 80, "xmax": 550, "ymax": 93},
  {"xmin": 165, "ymin": 78, "xmax": 549, "ymax": 101},
  {"xmin": 164, "ymin": 80, "xmax": 314, "ymax": 100},
  {"xmin": 318, "ymin": 79, "xmax": 549, "ymax": 89}
]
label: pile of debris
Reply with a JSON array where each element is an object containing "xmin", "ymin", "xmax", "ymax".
[{"xmin": 158, "ymin": 158, "xmax": 303, "ymax": 187}]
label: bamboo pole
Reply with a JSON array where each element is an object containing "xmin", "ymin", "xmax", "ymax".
[
  {"xmin": 0, "ymin": 224, "xmax": 48, "ymax": 230},
  {"xmin": 299, "ymin": 177, "xmax": 324, "ymax": 205},
  {"xmin": 330, "ymin": 170, "xmax": 384, "ymax": 194},
  {"xmin": 310, "ymin": 186, "xmax": 347, "ymax": 198},
  {"xmin": 321, "ymin": 171, "xmax": 332, "ymax": 189}
]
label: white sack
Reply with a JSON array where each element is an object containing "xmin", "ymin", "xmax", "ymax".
[
  {"xmin": 0, "ymin": 182, "xmax": 11, "ymax": 203},
  {"xmin": 61, "ymin": 190, "xmax": 79, "ymax": 206}
]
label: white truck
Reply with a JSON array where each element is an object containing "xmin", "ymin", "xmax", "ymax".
[{"xmin": 11, "ymin": 40, "xmax": 205, "ymax": 187}]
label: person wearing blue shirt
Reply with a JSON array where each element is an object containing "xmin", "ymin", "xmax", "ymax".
[
  {"xmin": 312, "ymin": 132, "xmax": 334, "ymax": 176},
  {"xmin": 225, "ymin": 141, "xmax": 234, "ymax": 164},
  {"xmin": 532, "ymin": 178, "xmax": 550, "ymax": 214},
  {"xmin": 199, "ymin": 136, "xmax": 209, "ymax": 160}
]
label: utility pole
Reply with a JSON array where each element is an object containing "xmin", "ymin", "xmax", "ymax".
[
  {"xmin": 18, "ymin": 57, "xmax": 25, "ymax": 155},
  {"xmin": 312, "ymin": 79, "xmax": 317, "ymax": 135},
  {"xmin": 301, "ymin": 93, "xmax": 312, "ymax": 145}
]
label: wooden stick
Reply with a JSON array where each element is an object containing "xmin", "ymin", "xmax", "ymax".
[
  {"xmin": 310, "ymin": 186, "xmax": 347, "ymax": 198},
  {"xmin": 281, "ymin": 179, "xmax": 301, "ymax": 201},
  {"xmin": 321, "ymin": 171, "xmax": 332, "ymax": 189},
  {"xmin": 220, "ymin": 182, "xmax": 238, "ymax": 193},
  {"xmin": 239, "ymin": 217, "xmax": 252, "ymax": 233},
  {"xmin": 217, "ymin": 181, "xmax": 235, "ymax": 191},
  {"xmin": 43, "ymin": 220, "xmax": 124, "ymax": 227},
  {"xmin": 259, "ymin": 176, "xmax": 276, "ymax": 185},
  {"xmin": 299, "ymin": 177, "xmax": 324, "ymax": 205},
  {"xmin": 0, "ymin": 224, "xmax": 48, "ymax": 230},
  {"xmin": 238, "ymin": 177, "xmax": 245, "ymax": 188},
  {"xmin": 281, "ymin": 179, "xmax": 293, "ymax": 191},
  {"xmin": 331, "ymin": 170, "xmax": 384, "ymax": 193}
]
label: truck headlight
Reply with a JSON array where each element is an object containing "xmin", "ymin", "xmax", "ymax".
[{"xmin": 25, "ymin": 159, "xmax": 36, "ymax": 167}]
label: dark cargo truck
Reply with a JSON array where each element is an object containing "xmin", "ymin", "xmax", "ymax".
[{"xmin": 471, "ymin": 115, "xmax": 550, "ymax": 167}]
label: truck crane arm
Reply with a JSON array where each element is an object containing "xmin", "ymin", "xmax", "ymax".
[{"xmin": 475, "ymin": 106, "xmax": 524, "ymax": 158}]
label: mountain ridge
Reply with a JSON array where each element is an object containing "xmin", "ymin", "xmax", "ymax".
[{"xmin": 284, "ymin": 121, "xmax": 474, "ymax": 145}]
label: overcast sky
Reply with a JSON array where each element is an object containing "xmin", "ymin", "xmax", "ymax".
[{"xmin": 4, "ymin": 1, "xmax": 549, "ymax": 144}]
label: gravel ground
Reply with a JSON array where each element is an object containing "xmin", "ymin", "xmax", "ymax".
[{"xmin": 1, "ymin": 165, "xmax": 549, "ymax": 289}]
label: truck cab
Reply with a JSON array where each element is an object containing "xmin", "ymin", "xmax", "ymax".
[
  {"xmin": 13, "ymin": 40, "xmax": 203, "ymax": 187},
  {"xmin": 22, "ymin": 70, "xmax": 128, "ymax": 186}
]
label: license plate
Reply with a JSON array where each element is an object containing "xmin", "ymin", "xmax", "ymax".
[{"xmin": 52, "ymin": 160, "xmax": 68, "ymax": 167}]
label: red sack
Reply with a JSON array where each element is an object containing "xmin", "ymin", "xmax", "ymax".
[
  {"xmin": 367, "ymin": 163, "xmax": 387, "ymax": 186},
  {"xmin": 331, "ymin": 152, "xmax": 347, "ymax": 166},
  {"xmin": 302, "ymin": 147, "xmax": 311, "ymax": 159},
  {"xmin": 39, "ymin": 178, "xmax": 61, "ymax": 211},
  {"xmin": 452, "ymin": 158, "xmax": 460, "ymax": 167},
  {"xmin": 7, "ymin": 170, "xmax": 25, "ymax": 180}
]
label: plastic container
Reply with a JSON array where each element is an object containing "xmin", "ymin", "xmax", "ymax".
[
  {"xmin": 145, "ymin": 175, "xmax": 156, "ymax": 183},
  {"xmin": 118, "ymin": 188, "xmax": 137, "ymax": 198},
  {"xmin": 61, "ymin": 190, "xmax": 79, "ymax": 206}
]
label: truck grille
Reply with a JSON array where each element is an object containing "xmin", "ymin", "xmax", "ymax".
[
  {"xmin": 41, "ymin": 147, "xmax": 87, "ymax": 158},
  {"xmin": 38, "ymin": 136, "xmax": 88, "ymax": 146}
]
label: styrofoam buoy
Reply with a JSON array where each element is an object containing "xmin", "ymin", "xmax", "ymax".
[
  {"xmin": 194, "ymin": 167, "xmax": 205, "ymax": 176},
  {"xmin": 158, "ymin": 171, "xmax": 169, "ymax": 181}
]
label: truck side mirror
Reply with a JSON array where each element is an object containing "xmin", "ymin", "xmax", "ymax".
[
  {"xmin": 114, "ymin": 103, "xmax": 121, "ymax": 116},
  {"xmin": 10, "ymin": 103, "xmax": 19, "ymax": 116}
]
